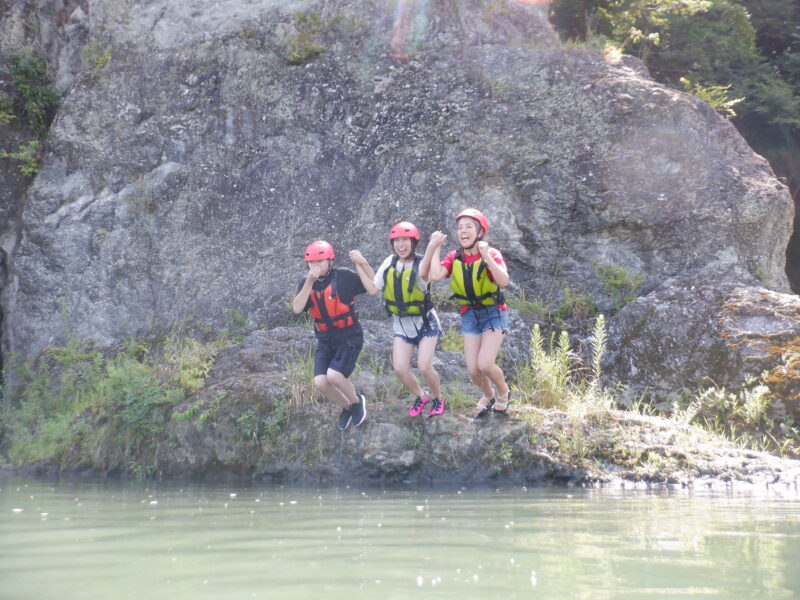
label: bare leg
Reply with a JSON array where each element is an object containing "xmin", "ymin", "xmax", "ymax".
[
  {"xmin": 463, "ymin": 334, "xmax": 494, "ymax": 398},
  {"xmin": 314, "ymin": 374, "xmax": 351, "ymax": 409},
  {"xmin": 326, "ymin": 368, "xmax": 360, "ymax": 407},
  {"xmin": 416, "ymin": 335, "xmax": 441, "ymax": 398},
  {"xmin": 476, "ymin": 329, "xmax": 509, "ymax": 396},
  {"xmin": 392, "ymin": 337, "xmax": 424, "ymax": 398}
]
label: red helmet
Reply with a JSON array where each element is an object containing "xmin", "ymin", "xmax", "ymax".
[
  {"xmin": 304, "ymin": 240, "xmax": 334, "ymax": 261},
  {"xmin": 389, "ymin": 221, "xmax": 420, "ymax": 241},
  {"xmin": 456, "ymin": 208, "xmax": 488, "ymax": 235}
]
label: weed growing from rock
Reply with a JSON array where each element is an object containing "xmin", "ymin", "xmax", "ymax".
[
  {"xmin": 81, "ymin": 43, "xmax": 112, "ymax": 77},
  {"xmin": 285, "ymin": 348, "xmax": 318, "ymax": 412},
  {"xmin": 0, "ymin": 94, "xmax": 13, "ymax": 124},
  {"xmin": 513, "ymin": 315, "xmax": 612, "ymax": 413},
  {"xmin": 0, "ymin": 139, "xmax": 41, "ymax": 177},
  {"xmin": 285, "ymin": 12, "xmax": 326, "ymax": 64},
  {"xmin": 594, "ymin": 262, "xmax": 644, "ymax": 310},
  {"xmin": 440, "ymin": 327, "xmax": 463, "ymax": 353},
  {"xmin": 670, "ymin": 377, "xmax": 798, "ymax": 456}
]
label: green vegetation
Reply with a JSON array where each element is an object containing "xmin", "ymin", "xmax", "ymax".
[
  {"xmin": 506, "ymin": 286, "xmax": 596, "ymax": 322},
  {"xmin": 507, "ymin": 313, "xmax": 797, "ymax": 457},
  {"xmin": 506, "ymin": 288, "xmax": 550, "ymax": 319},
  {"xmin": 512, "ymin": 315, "xmax": 612, "ymax": 412},
  {"xmin": 0, "ymin": 50, "xmax": 60, "ymax": 176},
  {"xmin": 549, "ymin": 0, "xmax": 800, "ymax": 204},
  {"xmin": 226, "ymin": 309, "xmax": 248, "ymax": 330},
  {"xmin": 557, "ymin": 286, "xmax": 597, "ymax": 320},
  {"xmin": 404, "ymin": 426, "xmax": 423, "ymax": 450},
  {"xmin": 285, "ymin": 12, "xmax": 327, "ymax": 64},
  {"xmin": 670, "ymin": 377, "xmax": 800, "ymax": 455},
  {"xmin": 496, "ymin": 440, "xmax": 514, "ymax": 467},
  {"xmin": 125, "ymin": 195, "xmax": 156, "ymax": 213},
  {"xmin": 0, "ymin": 94, "xmax": 14, "ymax": 125},
  {"xmin": 594, "ymin": 262, "xmax": 644, "ymax": 309},
  {"xmin": 284, "ymin": 11, "xmax": 366, "ymax": 64},
  {"xmin": 441, "ymin": 385, "xmax": 476, "ymax": 411},
  {"xmin": 1, "ymin": 334, "xmax": 228, "ymax": 472},
  {"xmin": 8, "ymin": 50, "xmax": 60, "ymax": 137},
  {"xmin": 680, "ymin": 77, "xmax": 744, "ymax": 118},
  {"xmin": 439, "ymin": 326, "xmax": 464, "ymax": 353},
  {"xmin": 0, "ymin": 140, "xmax": 40, "ymax": 177},
  {"xmin": 174, "ymin": 392, "xmax": 226, "ymax": 431},
  {"xmin": 430, "ymin": 286, "xmax": 461, "ymax": 312},
  {"xmin": 285, "ymin": 347, "xmax": 319, "ymax": 411},
  {"xmin": 237, "ymin": 29, "xmax": 259, "ymax": 40},
  {"xmin": 81, "ymin": 43, "xmax": 112, "ymax": 76}
]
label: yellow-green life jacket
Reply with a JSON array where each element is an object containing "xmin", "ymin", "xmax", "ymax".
[
  {"xmin": 383, "ymin": 255, "xmax": 432, "ymax": 317},
  {"xmin": 450, "ymin": 250, "xmax": 506, "ymax": 307}
]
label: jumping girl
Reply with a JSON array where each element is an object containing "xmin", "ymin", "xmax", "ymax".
[
  {"xmin": 420, "ymin": 209, "xmax": 511, "ymax": 416},
  {"xmin": 357, "ymin": 222, "xmax": 444, "ymax": 417},
  {"xmin": 292, "ymin": 240, "xmax": 374, "ymax": 430}
]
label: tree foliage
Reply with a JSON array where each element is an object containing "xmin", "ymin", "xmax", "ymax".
[
  {"xmin": 549, "ymin": 0, "xmax": 800, "ymax": 198},
  {"xmin": 8, "ymin": 50, "xmax": 60, "ymax": 138}
]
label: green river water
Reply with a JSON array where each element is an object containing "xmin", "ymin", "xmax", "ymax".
[{"xmin": 1, "ymin": 478, "xmax": 798, "ymax": 599}]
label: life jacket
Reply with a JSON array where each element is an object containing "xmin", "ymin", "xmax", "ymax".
[
  {"xmin": 450, "ymin": 249, "xmax": 506, "ymax": 307},
  {"xmin": 308, "ymin": 270, "xmax": 356, "ymax": 332},
  {"xmin": 383, "ymin": 255, "xmax": 433, "ymax": 318}
]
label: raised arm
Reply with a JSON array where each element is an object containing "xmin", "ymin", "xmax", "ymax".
[
  {"xmin": 292, "ymin": 264, "xmax": 324, "ymax": 314},
  {"xmin": 420, "ymin": 230, "xmax": 449, "ymax": 282},
  {"xmin": 477, "ymin": 242, "xmax": 509, "ymax": 288},
  {"xmin": 349, "ymin": 250, "xmax": 379, "ymax": 295}
]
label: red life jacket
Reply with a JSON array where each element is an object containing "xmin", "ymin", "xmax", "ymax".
[{"xmin": 308, "ymin": 271, "xmax": 356, "ymax": 332}]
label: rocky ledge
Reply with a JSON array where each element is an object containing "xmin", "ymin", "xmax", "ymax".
[{"xmin": 100, "ymin": 324, "xmax": 800, "ymax": 489}]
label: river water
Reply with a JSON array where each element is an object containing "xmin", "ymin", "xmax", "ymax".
[{"xmin": 1, "ymin": 478, "xmax": 798, "ymax": 599}]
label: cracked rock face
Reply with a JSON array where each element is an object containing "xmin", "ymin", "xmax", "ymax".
[
  {"xmin": 1, "ymin": 0, "xmax": 794, "ymax": 404},
  {"xmin": 605, "ymin": 264, "xmax": 800, "ymax": 420}
]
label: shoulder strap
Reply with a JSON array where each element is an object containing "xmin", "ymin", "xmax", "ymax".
[
  {"xmin": 383, "ymin": 255, "xmax": 399, "ymax": 290},
  {"xmin": 407, "ymin": 255, "xmax": 421, "ymax": 295}
]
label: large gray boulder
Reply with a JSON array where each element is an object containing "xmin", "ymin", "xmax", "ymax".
[
  {"xmin": 606, "ymin": 263, "xmax": 800, "ymax": 422},
  {"xmin": 1, "ymin": 0, "xmax": 792, "ymax": 368}
]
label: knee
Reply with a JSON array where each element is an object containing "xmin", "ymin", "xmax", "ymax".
[
  {"xmin": 326, "ymin": 369, "xmax": 346, "ymax": 386},
  {"xmin": 467, "ymin": 365, "xmax": 482, "ymax": 381},
  {"xmin": 418, "ymin": 363, "xmax": 436, "ymax": 380},
  {"xmin": 313, "ymin": 375, "xmax": 329, "ymax": 391},
  {"xmin": 477, "ymin": 358, "xmax": 496, "ymax": 376},
  {"xmin": 393, "ymin": 362, "xmax": 411, "ymax": 378}
]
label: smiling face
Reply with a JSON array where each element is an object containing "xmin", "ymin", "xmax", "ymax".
[
  {"xmin": 456, "ymin": 217, "xmax": 482, "ymax": 249},
  {"xmin": 392, "ymin": 236, "xmax": 415, "ymax": 260}
]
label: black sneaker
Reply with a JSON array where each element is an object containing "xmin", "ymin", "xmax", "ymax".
[
  {"xmin": 337, "ymin": 407, "xmax": 352, "ymax": 431},
  {"xmin": 350, "ymin": 394, "xmax": 367, "ymax": 427}
]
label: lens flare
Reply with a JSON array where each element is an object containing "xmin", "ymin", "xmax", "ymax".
[{"xmin": 390, "ymin": 0, "xmax": 430, "ymax": 60}]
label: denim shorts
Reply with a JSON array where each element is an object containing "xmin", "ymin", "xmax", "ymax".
[
  {"xmin": 394, "ymin": 312, "xmax": 443, "ymax": 347},
  {"xmin": 461, "ymin": 305, "xmax": 509, "ymax": 336}
]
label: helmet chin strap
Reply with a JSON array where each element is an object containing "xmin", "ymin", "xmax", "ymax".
[{"xmin": 464, "ymin": 233, "xmax": 484, "ymax": 252}]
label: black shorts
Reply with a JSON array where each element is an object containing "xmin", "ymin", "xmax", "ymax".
[{"xmin": 313, "ymin": 333, "xmax": 363, "ymax": 377}]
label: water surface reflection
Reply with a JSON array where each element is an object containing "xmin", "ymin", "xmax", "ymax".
[{"xmin": 1, "ymin": 479, "xmax": 798, "ymax": 599}]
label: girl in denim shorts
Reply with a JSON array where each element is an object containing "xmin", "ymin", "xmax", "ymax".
[
  {"xmin": 421, "ymin": 209, "xmax": 511, "ymax": 416},
  {"xmin": 356, "ymin": 222, "xmax": 445, "ymax": 417}
]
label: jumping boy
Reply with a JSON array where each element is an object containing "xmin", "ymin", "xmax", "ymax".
[
  {"xmin": 292, "ymin": 240, "xmax": 374, "ymax": 430},
  {"xmin": 420, "ymin": 209, "xmax": 511, "ymax": 416},
  {"xmin": 356, "ymin": 222, "xmax": 444, "ymax": 417}
]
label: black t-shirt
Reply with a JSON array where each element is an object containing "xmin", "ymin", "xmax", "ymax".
[{"xmin": 297, "ymin": 267, "xmax": 366, "ymax": 337}]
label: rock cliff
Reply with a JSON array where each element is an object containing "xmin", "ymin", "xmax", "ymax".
[{"xmin": 1, "ymin": 0, "xmax": 798, "ymax": 477}]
